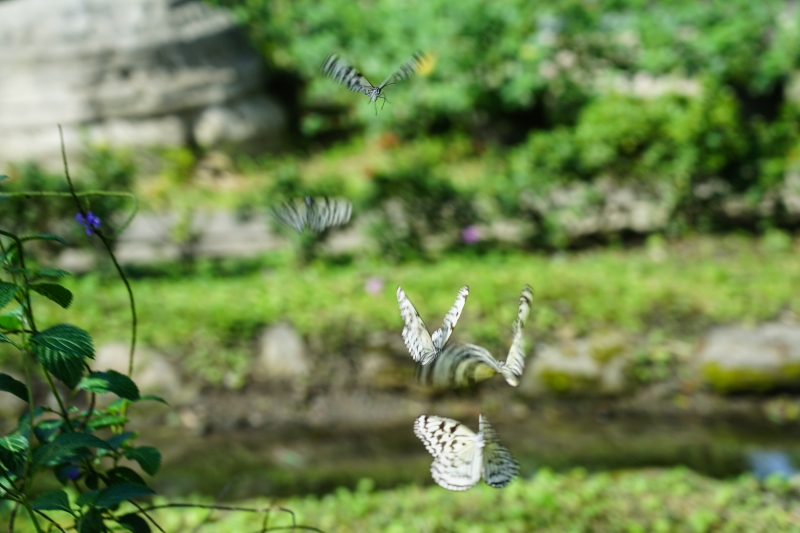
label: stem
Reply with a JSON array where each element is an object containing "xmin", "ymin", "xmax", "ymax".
[
  {"xmin": 19, "ymin": 498, "xmax": 45, "ymax": 533},
  {"xmin": 42, "ymin": 369, "xmax": 74, "ymax": 432},
  {"xmin": 7, "ymin": 502, "xmax": 17, "ymax": 533},
  {"xmin": 58, "ymin": 126, "xmax": 137, "ymax": 377}
]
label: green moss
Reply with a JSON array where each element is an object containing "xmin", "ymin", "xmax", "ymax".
[
  {"xmin": 538, "ymin": 369, "xmax": 600, "ymax": 394},
  {"xmin": 703, "ymin": 362, "xmax": 800, "ymax": 394}
]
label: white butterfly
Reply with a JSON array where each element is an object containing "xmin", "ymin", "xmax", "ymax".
[
  {"xmin": 396, "ymin": 285, "xmax": 469, "ymax": 365},
  {"xmin": 321, "ymin": 52, "xmax": 432, "ymax": 110},
  {"xmin": 272, "ymin": 196, "xmax": 352, "ymax": 233},
  {"xmin": 416, "ymin": 285, "xmax": 533, "ymax": 387},
  {"xmin": 414, "ymin": 414, "xmax": 519, "ymax": 491}
]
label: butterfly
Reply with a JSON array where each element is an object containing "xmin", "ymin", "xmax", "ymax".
[
  {"xmin": 271, "ymin": 196, "xmax": 352, "ymax": 233},
  {"xmin": 414, "ymin": 414, "xmax": 519, "ymax": 491},
  {"xmin": 416, "ymin": 285, "xmax": 533, "ymax": 388},
  {"xmin": 397, "ymin": 285, "xmax": 469, "ymax": 365},
  {"xmin": 320, "ymin": 52, "xmax": 432, "ymax": 111}
]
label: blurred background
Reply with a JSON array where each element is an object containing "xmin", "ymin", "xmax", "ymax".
[{"xmin": 3, "ymin": 0, "xmax": 800, "ymax": 530}]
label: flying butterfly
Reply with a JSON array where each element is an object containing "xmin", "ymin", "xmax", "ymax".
[
  {"xmin": 414, "ymin": 414, "xmax": 519, "ymax": 491},
  {"xmin": 397, "ymin": 285, "xmax": 469, "ymax": 365},
  {"xmin": 321, "ymin": 51, "xmax": 432, "ymax": 112},
  {"xmin": 416, "ymin": 285, "xmax": 533, "ymax": 388},
  {"xmin": 271, "ymin": 196, "xmax": 352, "ymax": 233}
]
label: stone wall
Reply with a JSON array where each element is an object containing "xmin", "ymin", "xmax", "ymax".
[{"xmin": 0, "ymin": 0, "xmax": 285, "ymax": 168}]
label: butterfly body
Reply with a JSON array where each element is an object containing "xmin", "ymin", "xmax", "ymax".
[
  {"xmin": 397, "ymin": 285, "xmax": 469, "ymax": 365},
  {"xmin": 416, "ymin": 286, "xmax": 533, "ymax": 388},
  {"xmin": 414, "ymin": 414, "xmax": 519, "ymax": 491}
]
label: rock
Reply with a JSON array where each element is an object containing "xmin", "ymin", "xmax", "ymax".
[
  {"xmin": 0, "ymin": 0, "xmax": 285, "ymax": 168},
  {"xmin": 698, "ymin": 323, "xmax": 800, "ymax": 393},
  {"xmin": 522, "ymin": 336, "xmax": 631, "ymax": 395},
  {"xmin": 253, "ymin": 323, "xmax": 310, "ymax": 381}
]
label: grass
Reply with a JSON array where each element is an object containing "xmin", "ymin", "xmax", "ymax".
[
  {"xmin": 5, "ymin": 468, "xmax": 800, "ymax": 532},
  {"xmin": 2, "ymin": 234, "xmax": 798, "ymax": 384}
]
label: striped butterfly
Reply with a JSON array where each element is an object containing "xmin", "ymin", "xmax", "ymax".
[
  {"xmin": 416, "ymin": 285, "xmax": 533, "ymax": 388},
  {"xmin": 272, "ymin": 196, "xmax": 352, "ymax": 233},
  {"xmin": 321, "ymin": 52, "xmax": 431, "ymax": 111},
  {"xmin": 414, "ymin": 414, "xmax": 519, "ymax": 491},
  {"xmin": 397, "ymin": 285, "xmax": 469, "ymax": 365}
]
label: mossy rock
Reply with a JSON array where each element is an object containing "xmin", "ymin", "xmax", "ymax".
[{"xmin": 703, "ymin": 362, "xmax": 800, "ymax": 394}]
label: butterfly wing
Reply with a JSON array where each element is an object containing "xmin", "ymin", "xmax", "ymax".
[
  {"xmin": 397, "ymin": 286, "xmax": 437, "ymax": 364},
  {"xmin": 500, "ymin": 285, "xmax": 533, "ymax": 387},
  {"xmin": 479, "ymin": 415, "xmax": 519, "ymax": 488},
  {"xmin": 307, "ymin": 197, "xmax": 353, "ymax": 232},
  {"xmin": 378, "ymin": 51, "xmax": 432, "ymax": 89},
  {"xmin": 430, "ymin": 286, "xmax": 469, "ymax": 352},
  {"xmin": 414, "ymin": 415, "xmax": 482, "ymax": 491},
  {"xmin": 321, "ymin": 54, "xmax": 375, "ymax": 95},
  {"xmin": 417, "ymin": 343, "xmax": 503, "ymax": 389},
  {"xmin": 271, "ymin": 199, "xmax": 309, "ymax": 232}
]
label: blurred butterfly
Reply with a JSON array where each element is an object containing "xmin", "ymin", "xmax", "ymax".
[
  {"xmin": 414, "ymin": 414, "xmax": 519, "ymax": 491},
  {"xmin": 416, "ymin": 285, "xmax": 533, "ymax": 388},
  {"xmin": 272, "ymin": 196, "xmax": 352, "ymax": 233},
  {"xmin": 397, "ymin": 285, "xmax": 469, "ymax": 365},
  {"xmin": 321, "ymin": 51, "xmax": 432, "ymax": 112}
]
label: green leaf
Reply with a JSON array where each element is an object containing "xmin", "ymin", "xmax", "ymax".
[
  {"xmin": 20, "ymin": 234, "xmax": 67, "ymax": 245},
  {"xmin": 76, "ymin": 490, "xmax": 100, "ymax": 508},
  {"xmin": 106, "ymin": 431, "xmax": 136, "ymax": 450},
  {"xmin": 34, "ymin": 268, "xmax": 70, "ymax": 279},
  {"xmin": 87, "ymin": 414, "xmax": 128, "ymax": 430},
  {"xmin": 32, "ymin": 489, "xmax": 74, "ymax": 515},
  {"xmin": 31, "ymin": 324, "xmax": 94, "ymax": 389},
  {"xmin": 94, "ymin": 483, "xmax": 155, "ymax": 509},
  {"xmin": 0, "ymin": 281, "xmax": 19, "ymax": 309},
  {"xmin": 124, "ymin": 447, "xmax": 161, "ymax": 476},
  {"xmin": 78, "ymin": 371, "xmax": 140, "ymax": 401},
  {"xmin": 0, "ymin": 307, "xmax": 22, "ymax": 330},
  {"xmin": 0, "ymin": 174, "xmax": 7, "ymax": 181},
  {"xmin": 30, "ymin": 283, "xmax": 73, "ymax": 309},
  {"xmin": 116, "ymin": 514, "xmax": 151, "ymax": 533},
  {"xmin": 0, "ymin": 373, "xmax": 28, "ymax": 402},
  {"xmin": 107, "ymin": 466, "xmax": 147, "ymax": 487},
  {"xmin": 0, "ymin": 434, "xmax": 28, "ymax": 476},
  {"xmin": 78, "ymin": 508, "xmax": 105, "ymax": 533},
  {"xmin": 32, "ymin": 432, "xmax": 113, "ymax": 470},
  {"xmin": 0, "ymin": 331, "xmax": 12, "ymax": 344},
  {"xmin": 138, "ymin": 394, "xmax": 168, "ymax": 405}
]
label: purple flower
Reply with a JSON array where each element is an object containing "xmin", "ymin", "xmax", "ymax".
[
  {"xmin": 461, "ymin": 225, "xmax": 481, "ymax": 245},
  {"xmin": 364, "ymin": 276, "xmax": 384, "ymax": 295},
  {"xmin": 75, "ymin": 211, "xmax": 101, "ymax": 236}
]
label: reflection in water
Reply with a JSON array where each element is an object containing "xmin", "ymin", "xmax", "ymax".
[{"xmin": 748, "ymin": 450, "xmax": 797, "ymax": 479}]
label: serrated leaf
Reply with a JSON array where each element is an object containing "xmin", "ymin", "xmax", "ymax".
[
  {"xmin": 32, "ymin": 489, "xmax": 74, "ymax": 514},
  {"xmin": 0, "ymin": 281, "xmax": 19, "ymax": 309},
  {"xmin": 0, "ymin": 331, "xmax": 12, "ymax": 344},
  {"xmin": 33, "ymin": 418, "xmax": 64, "ymax": 443},
  {"xmin": 116, "ymin": 513, "xmax": 151, "ymax": 533},
  {"xmin": 32, "ymin": 432, "xmax": 113, "ymax": 470},
  {"xmin": 138, "ymin": 394, "xmax": 168, "ymax": 405},
  {"xmin": 31, "ymin": 324, "xmax": 94, "ymax": 359},
  {"xmin": 79, "ymin": 371, "xmax": 139, "ymax": 401},
  {"xmin": 107, "ymin": 466, "xmax": 146, "ymax": 487},
  {"xmin": 32, "ymin": 324, "xmax": 94, "ymax": 389},
  {"xmin": 76, "ymin": 489, "xmax": 100, "ymax": 508},
  {"xmin": 30, "ymin": 283, "xmax": 73, "ymax": 309},
  {"xmin": 124, "ymin": 447, "xmax": 161, "ymax": 476},
  {"xmin": 0, "ymin": 435, "xmax": 28, "ymax": 477},
  {"xmin": 106, "ymin": 431, "xmax": 136, "ymax": 450},
  {"xmin": 0, "ymin": 373, "xmax": 28, "ymax": 402},
  {"xmin": 94, "ymin": 483, "xmax": 155, "ymax": 509},
  {"xmin": 20, "ymin": 234, "xmax": 67, "ymax": 245},
  {"xmin": 35, "ymin": 268, "xmax": 70, "ymax": 279},
  {"xmin": 87, "ymin": 414, "xmax": 128, "ymax": 430}
]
